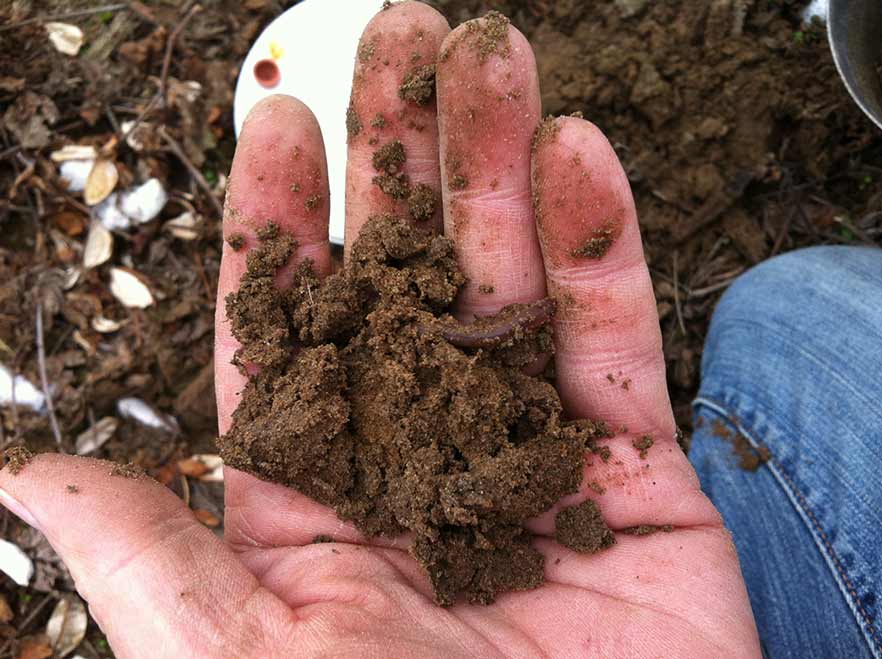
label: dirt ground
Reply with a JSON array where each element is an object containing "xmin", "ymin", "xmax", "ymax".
[{"xmin": 1, "ymin": 0, "xmax": 880, "ymax": 656}]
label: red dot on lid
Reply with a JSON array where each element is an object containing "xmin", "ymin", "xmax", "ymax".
[{"xmin": 254, "ymin": 59, "xmax": 280, "ymax": 88}]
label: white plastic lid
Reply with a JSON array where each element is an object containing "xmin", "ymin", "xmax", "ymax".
[{"xmin": 233, "ymin": 0, "xmax": 384, "ymax": 244}]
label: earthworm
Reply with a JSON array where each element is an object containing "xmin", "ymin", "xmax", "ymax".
[{"xmin": 429, "ymin": 298, "xmax": 557, "ymax": 349}]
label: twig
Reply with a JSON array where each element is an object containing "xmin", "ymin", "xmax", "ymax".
[
  {"xmin": 0, "ymin": 145, "xmax": 21, "ymax": 160},
  {"xmin": 159, "ymin": 3, "xmax": 202, "ymax": 106},
  {"xmin": 120, "ymin": 90, "xmax": 161, "ymax": 144},
  {"xmin": 0, "ymin": 3, "xmax": 129, "ymax": 32},
  {"xmin": 159, "ymin": 126, "xmax": 224, "ymax": 220},
  {"xmin": 35, "ymin": 304, "xmax": 63, "ymax": 449},
  {"xmin": 672, "ymin": 251, "xmax": 686, "ymax": 336}
]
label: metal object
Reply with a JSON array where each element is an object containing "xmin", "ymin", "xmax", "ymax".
[{"xmin": 827, "ymin": 0, "xmax": 882, "ymax": 130}]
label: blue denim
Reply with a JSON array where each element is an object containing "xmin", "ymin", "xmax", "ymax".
[{"xmin": 690, "ymin": 246, "xmax": 882, "ymax": 659}]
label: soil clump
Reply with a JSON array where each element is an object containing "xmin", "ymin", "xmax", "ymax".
[{"xmin": 219, "ymin": 215, "xmax": 614, "ymax": 606}]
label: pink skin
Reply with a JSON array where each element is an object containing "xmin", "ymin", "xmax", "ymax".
[{"xmin": 0, "ymin": 3, "xmax": 760, "ymax": 657}]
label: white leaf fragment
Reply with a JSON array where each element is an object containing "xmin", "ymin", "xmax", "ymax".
[
  {"xmin": 0, "ymin": 364, "xmax": 45, "ymax": 412},
  {"xmin": 45, "ymin": 22, "xmax": 84, "ymax": 57},
  {"xmin": 95, "ymin": 178, "xmax": 168, "ymax": 230},
  {"xmin": 59, "ymin": 159, "xmax": 93, "ymax": 193},
  {"xmin": 91, "ymin": 316, "xmax": 123, "ymax": 333},
  {"xmin": 46, "ymin": 595, "xmax": 88, "ymax": 658},
  {"xmin": 83, "ymin": 220, "xmax": 113, "ymax": 269},
  {"xmin": 0, "ymin": 539, "xmax": 34, "ymax": 587},
  {"xmin": 164, "ymin": 211, "xmax": 199, "ymax": 240},
  {"xmin": 109, "ymin": 268, "xmax": 154, "ymax": 308},
  {"xmin": 75, "ymin": 416, "xmax": 119, "ymax": 455},
  {"xmin": 117, "ymin": 397, "xmax": 180, "ymax": 435},
  {"xmin": 51, "ymin": 145, "xmax": 97, "ymax": 162}
]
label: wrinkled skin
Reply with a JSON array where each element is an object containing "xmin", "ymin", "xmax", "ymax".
[{"xmin": 0, "ymin": 4, "xmax": 760, "ymax": 657}]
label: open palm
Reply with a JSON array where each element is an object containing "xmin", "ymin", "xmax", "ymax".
[{"xmin": 0, "ymin": 3, "xmax": 759, "ymax": 657}]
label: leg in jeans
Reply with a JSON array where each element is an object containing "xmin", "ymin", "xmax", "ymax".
[{"xmin": 690, "ymin": 246, "xmax": 882, "ymax": 659}]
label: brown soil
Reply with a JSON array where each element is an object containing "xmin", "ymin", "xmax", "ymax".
[
  {"xmin": 711, "ymin": 419, "xmax": 771, "ymax": 471},
  {"xmin": 399, "ymin": 64, "xmax": 437, "ymax": 105},
  {"xmin": 2, "ymin": 445, "xmax": 33, "ymax": 475},
  {"xmin": 109, "ymin": 461, "xmax": 146, "ymax": 479},
  {"xmin": 632, "ymin": 435, "xmax": 654, "ymax": 460},
  {"xmin": 621, "ymin": 524, "xmax": 674, "ymax": 536},
  {"xmin": 219, "ymin": 215, "xmax": 614, "ymax": 606},
  {"xmin": 555, "ymin": 500, "xmax": 616, "ymax": 554}
]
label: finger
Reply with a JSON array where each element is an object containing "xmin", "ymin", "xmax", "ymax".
[
  {"xmin": 436, "ymin": 13, "xmax": 544, "ymax": 319},
  {"xmin": 344, "ymin": 1, "xmax": 450, "ymax": 257},
  {"xmin": 0, "ymin": 455, "xmax": 295, "ymax": 658},
  {"xmin": 216, "ymin": 94, "xmax": 330, "ymax": 435},
  {"xmin": 532, "ymin": 116, "xmax": 675, "ymax": 439}
]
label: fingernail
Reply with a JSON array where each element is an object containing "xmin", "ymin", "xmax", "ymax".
[{"xmin": 0, "ymin": 487, "xmax": 40, "ymax": 530}]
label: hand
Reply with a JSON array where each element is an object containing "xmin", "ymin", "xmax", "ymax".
[{"xmin": 0, "ymin": 4, "xmax": 760, "ymax": 657}]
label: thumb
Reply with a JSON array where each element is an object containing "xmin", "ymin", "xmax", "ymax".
[{"xmin": 0, "ymin": 454, "xmax": 292, "ymax": 658}]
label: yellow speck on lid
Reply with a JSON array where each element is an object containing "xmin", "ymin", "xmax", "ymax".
[{"xmin": 269, "ymin": 41, "xmax": 284, "ymax": 59}]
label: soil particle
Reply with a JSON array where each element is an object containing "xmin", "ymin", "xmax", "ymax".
[
  {"xmin": 372, "ymin": 140, "xmax": 406, "ymax": 173},
  {"xmin": 408, "ymin": 183, "xmax": 438, "ymax": 221},
  {"xmin": 346, "ymin": 105, "xmax": 362, "ymax": 138},
  {"xmin": 633, "ymin": 435, "xmax": 654, "ymax": 459},
  {"xmin": 359, "ymin": 39, "xmax": 377, "ymax": 63},
  {"xmin": 621, "ymin": 524, "xmax": 674, "ymax": 536},
  {"xmin": 572, "ymin": 222, "xmax": 619, "ymax": 260},
  {"xmin": 478, "ymin": 284, "xmax": 495, "ymax": 294},
  {"xmin": 450, "ymin": 174, "xmax": 468, "ymax": 190},
  {"xmin": 218, "ymin": 216, "xmax": 614, "ymax": 606},
  {"xmin": 2, "ymin": 446, "xmax": 33, "ymax": 475},
  {"xmin": 399, "ymin": 64, "xmax": 437, "ymax": 106},
  {"xmin": 226, "ymin": 233, "xmax": 245, "ymax": 251},
  {"xmin": 588, "ymin": 480, "xmax": 606, "ymax": 495},
  {"xmin": 712, "ymin": 419, "xmax": 768, "ymax": 471},
  {"xmin": 110, "ymin": 461, "xmax": 146, "ymax": 479},
  {"xmin": 291, "ymin": 183, "xmax": 301, "ymax": 193},
  {"xmin": 371, "ymin": 113, "xmax": 386, "ymax": 129},
  {"xmin": 374, "ymin": 173, "xmax": 412, "ymax": 200},
  {"xmin": 66, "ymin": 484, "xmax": 79, "ymax": 494},
  {"xmin": 531, "ymin": 115, "xmax": 561, "ymax": 151},
  {"xmin": 312, "ymin": 534, "xmax": 334, "ymax": 543},
  {"xmin": 467, "ymin": 11, "xmax": 512, "ymax": 62},
  {"xmin": 555, "ymin": 500, "xmax": 616, "ymax": 554},
  {"xmin": 305, "ymin": 194, "xmax": 323, "ymax": 212}
]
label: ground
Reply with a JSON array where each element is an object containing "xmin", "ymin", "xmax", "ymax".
[{"xmin": 0, "ymin": 0, "xmax": 880, "ymax": 657}]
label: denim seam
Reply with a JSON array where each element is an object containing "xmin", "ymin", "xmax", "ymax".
[{"xmin": 694, "ymin": 396, "xmax": 882, "ymax": 659}]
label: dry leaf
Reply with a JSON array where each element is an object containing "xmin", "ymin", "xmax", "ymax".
[
  {"xmin": 164, "ymin": 211, "xmax": 199, "ymax": 240},
  {"xmin": 91, "ymin": 316, "xmax": 123, "ymax": 333},
  {"xmin": 16, "ymin": 636, "xmax": 53, "ymax": 659},
  {"xmin": 51, "ymin": 211, "xmax": 86, "ymax": 236},
  {"xmin": 50, "ymin": 145, "xmax": 97, "ymax": 162},
  {"xmin": 177, "ymin": 457, "xmax": 209, "ymax": 478},
  {"xmin": 0, "ymin": 539, "xmax": 34, "ymax": 586},
  {"xmin": 75, "ymin": 417, "xmax": 119, "ymax": 455},
  {"xmin": 117, "ymin": 397, "xmax": 179, "ymax": 434},
  {"xmin": 83, "ymin": 221, "xmax": 112, "ymax": 269},
  {"xmin": 193, "ymin": 509, "xmax": 220, "ymax": 527},
  {"xmin": 0, "ymin": 593, "xmax": 12, "ymax": 623},
  {"xmin": 45, "ymin": 22, "xmax": 84, "ymax": 56},
  {"xmin": 192, "ymin": 454, "xmax": 224, "ymax": 482},
  {"xmin": 45, "ymin": 595, "xmax": 87, "ymax": 658},
  {"xmin": 109, "ymin": 268, "xmax": 154, "ymax": 308},
  {"xmin": 84, "ymin": 159, "xmax": 118, "ymax": 206}
]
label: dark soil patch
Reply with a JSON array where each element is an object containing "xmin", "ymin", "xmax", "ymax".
[
  {"xmin": 110, "ymin": 461, "xmax": 146, "ymax": 479},
  {"xmin": 555, "ymin": 499, "xmax": 616, "ymax": 554},
  {"xmin": 219, "ymin": 215, "xmax": 614, "ymax": 606},
  {"xmin": 621, "ymin": 524, "xmax": 674, "ymax": 536},
  {"xmin": 632, "ymin": 435, "xmax": 654, "ymax": 460},
  {"xmin": 399, "ymin": 64, "xmax": 437, "ymax": 106}
]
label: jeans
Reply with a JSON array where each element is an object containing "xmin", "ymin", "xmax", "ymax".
[{"xmin": 690, "ymin": 246, "xmax": 882, "ymax": 659}]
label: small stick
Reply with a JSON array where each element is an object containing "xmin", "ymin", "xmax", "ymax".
[
  {"xmin": 672, "ymin": 251, "xmax": 686, "ymax": 336},
  {"xmin": 0, "ymin": 3, "xmax": 129, "ymax": 32},
  {"xmin": 159, "ymin": 126, "xmax": 225, "ymax": 220},
  {"xmin": 120, "ymin": 90, "xmax": 161, "ymax": 144},
  {"xmin": 159, "ymin": 3, "xmax": 202, "ymax": 105},
  {"xmin": 35, "ymin": 303, "xmax": 63, "ymax": 449}
]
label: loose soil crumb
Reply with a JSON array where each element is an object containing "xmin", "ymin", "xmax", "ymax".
[
  {"xmin": 312, "ymin": 535, "xmax": 334, "ymax": 543},
  {"xmin": 572, "ymin": 222, "xmax": 618, "ymax": 260},
  {"xmin": 478, "ymin": 284, "xmax": 495, "ymax": 294},
  {"xmin": 371, "ymin": 113, "xmax": 386, "ymax": 129},
  {"xmin": 399, "ymin": 64, "xmax": 437, "ymax": 105},
  {"xmin": 219, "ymin": 216, "xmax": 614, "ymax": 606},
  {"xmin": 712, "ymin": 419, "xmax": 769, "ymax": 471},
  {"xmin": 633, "ymin": 435, "xmax": 654, "ymax": 460},
  {"xmin": 305, "ymin": 194, "xmax": 322, "ymax": 212},
  {"xmin": 407, "ymin": 183, "xmax": 438, "ymax": 221},
  {"xmin": 226, "ymin": 233, "xmax": 245, "ymax": 251},
  {"xmin": 291, "ymin": 182, "xmax": 301, "ymax": 193},
  {"xmin": 372, "ymin": 140, "xmax": 406, "ymax": 173},
  {"xmin": 373, "ymin": 139, "xmax": 413, "ymax": 201},
  {"xmin": 346, "ymin": 105, "xmax": 362, "ymax": 138},
  {"xmin": 588, "ymin": 480, "xmax": 606, "ymax": 495},
  {"xmin": 621, "ymin": 524, "xmax": 674, "ymax": 536},
  {"xmin": 66, "ymin": 484, "xmax": 79, "ymax": 494},
  {"xmin": 467, "ymin": 11, "xmax": 511, "ymax": 62},
  {"xmin": 2, "ymin": 446, "xmax": 33, "ymax": 475},
  {"xmin": 450, "ymin": 174, "xmax": 468, "ymax": 190},
  {"xmin": 555, "ymin": 499, "xmax": 616, "ymax": 554},
  {"xmin": 531, "ymin": 116, "xmax": 560, "ymax": 151},
  {"xmin": 110, "ymin": 461, "xmax": 146, "ymax": 479}
]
